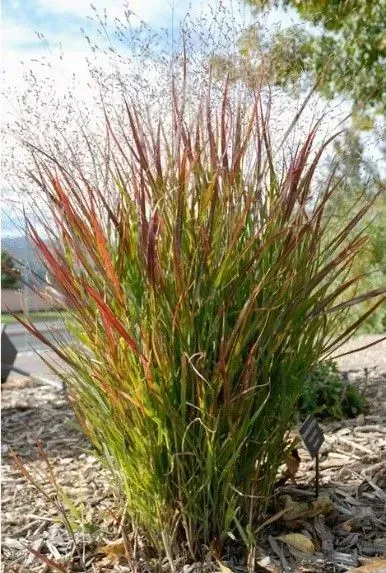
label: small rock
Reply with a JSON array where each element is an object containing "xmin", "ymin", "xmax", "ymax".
[{"xmin": 356, "ymin": 414, "xmax": 365, "ymax": 425}]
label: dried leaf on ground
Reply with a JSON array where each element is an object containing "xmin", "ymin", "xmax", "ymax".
[
  {"xmin": 347, "ymin": 557, "xmax": 386, "ymax": 572},
  {"xmin": 281, "ymin": 494, "xmax": 334, "ymax": 524},
  {"xmin": 277, "ymin": 533, "xmax": 315, "ymax": 554},
  {"xmin": 97, "ymin": 538, "xmax": 127, "ymax": 558},
  {"xmin": 275, "ymin": 449, "xmax": 301, "ymax": 487}
]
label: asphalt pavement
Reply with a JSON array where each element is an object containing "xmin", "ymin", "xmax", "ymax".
[
  {"xmin": 2, "ymin": 320, "xmax": 69, "ymax": 386},
  {"xmin": 3, "ymin": 321, "xmax": 69, "ymax": 352}
]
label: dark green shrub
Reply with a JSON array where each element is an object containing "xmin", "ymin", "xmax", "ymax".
[
  {"xmin": 299, "ymin": 360, "xmax": 365, "ymax": 420},
  {"xmin": 1, "ymin": 250, "xmax": 20, "ymax": 289}
]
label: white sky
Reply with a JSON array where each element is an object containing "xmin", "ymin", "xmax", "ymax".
[
  {"xmin": 2, "ymin": 0, "xmax": 380, "ymax": 239},
  {"xmin": 1, "ymin": 1, "xmax": 259, "ymax": 235}
]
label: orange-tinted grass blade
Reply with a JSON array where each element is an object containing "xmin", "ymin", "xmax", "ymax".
[{"xmin": 85, "ymin": 284, "xmax": 146, "ymax": 361}]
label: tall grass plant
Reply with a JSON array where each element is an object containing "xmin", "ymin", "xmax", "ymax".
[{"xmin": 19, "ymin": 67, "xmax": 385, "ymax": 561}]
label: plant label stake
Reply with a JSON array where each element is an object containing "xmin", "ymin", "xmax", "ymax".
[
  {"xmin": 299, "ymin": 417, "xmax": 324, "ymax": 498},
  {"xmin": 1, "ymin": 327, "xmax": 18, "ymax": 383},
  {"xmin": 1, "ymin": 327, "xmax": 30, "ymax": 383}
]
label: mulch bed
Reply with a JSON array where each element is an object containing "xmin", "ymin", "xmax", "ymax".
[{"xmin": 1, "ymin": 340, "xmax": 385, "ymax": 572}]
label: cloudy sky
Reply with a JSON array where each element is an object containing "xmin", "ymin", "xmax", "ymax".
[
  {"xmin": 1, "ymin": 0, "xmax": 301, "ymax": 232},
  {"xmin": 2, "ymin": 0, "xmax": 347, "ymax": 239},
  {"xmin": 2, "ymin": 0, "xmax": 300, "ymax": 98},
  {"xmin": 2, "ymin": 1, "xmax": 247, "ymax": 234},
  {"xmin": 2, "ymin": 0, "xmax": 255, "ymax": 68}
]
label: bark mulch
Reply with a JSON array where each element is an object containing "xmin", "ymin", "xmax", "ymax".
[{"xmin": 1, "ymin": 336, "xmax": 385, "ymax": 572}]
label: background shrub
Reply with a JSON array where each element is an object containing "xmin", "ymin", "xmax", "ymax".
[
  {"xmin": 299, "ymin": 360, "xmax": 365, "ymax": 420},
  {"xmin": 1, "ymin": 249, "xmax": 21, "ymax": 289}
]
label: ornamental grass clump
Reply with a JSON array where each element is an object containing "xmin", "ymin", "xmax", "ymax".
[{"xmin": 22, "ymin": 77, "xmax": 384, "ymax": 560}]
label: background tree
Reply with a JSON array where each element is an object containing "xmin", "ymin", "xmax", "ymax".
[
  {"xmin": 244, "ymin": 0, "xmax": 386, "ymax": 123},
  {"xmin": 324, "ymin": 131, "xmax": 386, "ymax": 332},
  {"xmin": 1, "ymin": 250, "xmax": 21, "ymax": 289},
  {"xmin": 211, "ymin": 0, "xmax": 386, "ymax": 332}
]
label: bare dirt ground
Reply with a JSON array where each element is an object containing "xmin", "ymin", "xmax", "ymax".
[{"xmin": 1, "ymin": 335, "xmax": 385, "ymax": 572}]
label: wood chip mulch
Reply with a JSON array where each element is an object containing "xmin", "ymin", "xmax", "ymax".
[{"xmin": 1, "ymin": 336, "xmax": 385, "ymax": 572}]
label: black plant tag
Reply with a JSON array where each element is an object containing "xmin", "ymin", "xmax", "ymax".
[
  {"xmin": 299, "ymin": 416, "xmax": 324, "ymax": 459},
  {"xmin": 1, "ymin": 327, "xmax": 18, "ymax": 383}
]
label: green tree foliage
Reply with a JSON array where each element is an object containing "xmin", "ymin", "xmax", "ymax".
[
  {"xmin": 211, "ymin": 24, "xmax": 314, "ymax": 93},
  {"xmin": 245, "ymin": 0, "xmax": 386, "ymax": 121},
  {"xmin": 325, "ymin": 130, "xmax": 386, "ymax": 332},
  {"xmin": 1, "ymin": 250, "xmax": 20, "ymax": 289},
  {"xmin": 213, "ymin": 1, "xmax": 386, "ymax": 333}
]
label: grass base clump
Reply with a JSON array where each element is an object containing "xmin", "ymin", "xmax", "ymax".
[{"xmin": 20, "ymin": 72, "xmax": 385, "ymax": 562}]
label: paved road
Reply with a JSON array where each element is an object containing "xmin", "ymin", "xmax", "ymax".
[
  {"xmin": 2, "ymin": 320, "xmax": 69, "ymax": 386},
  {"xmin": 2, "ymin": 320, "xmax": 69, "ymax": 352},
  {"xmin": 333, "ymin": 334, "xmax": 386, "ymax": 371}
]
